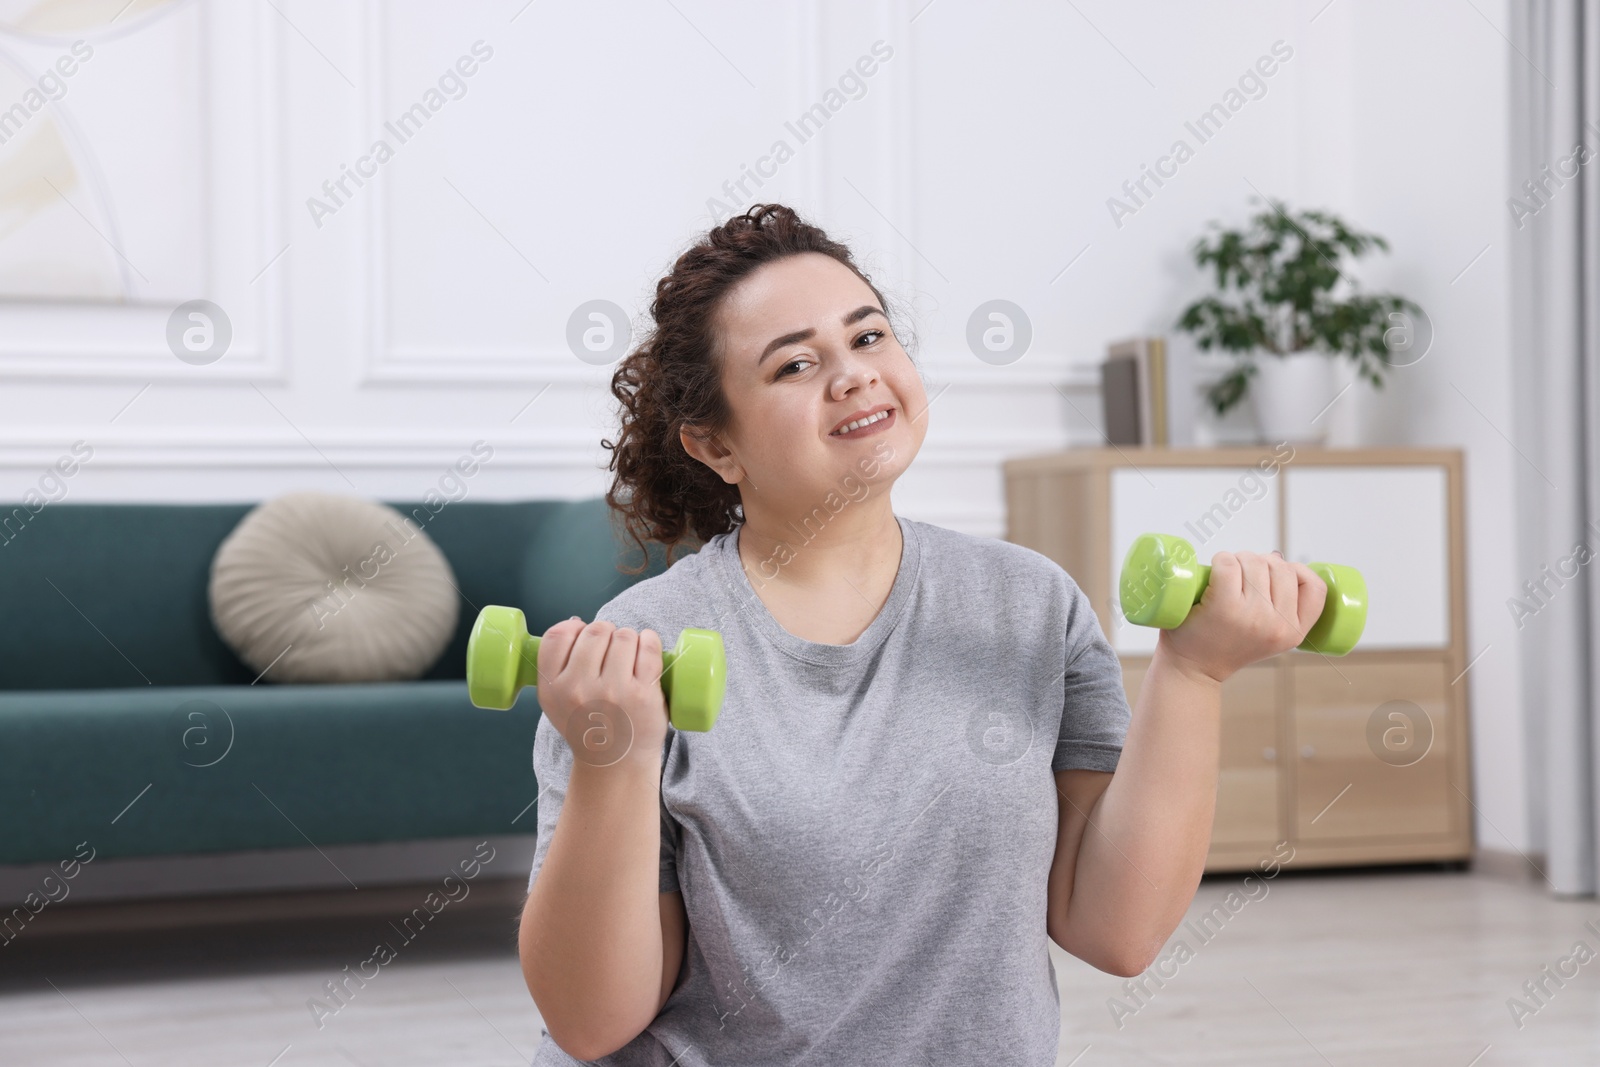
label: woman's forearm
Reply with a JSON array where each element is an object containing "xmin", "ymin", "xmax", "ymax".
[
  {"xmin": 520, "ymin": 752, "xmax": 667, "ymax": 1059},
  {"xmin": 1065, "ymin": 639, "xmax": 1224, "ymax": 972}
]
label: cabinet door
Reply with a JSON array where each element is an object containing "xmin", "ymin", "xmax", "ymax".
[
  {"xmin": 1283, "ymin": 466, "xmax": 1449, "ymax": 649},
  {"xmin": 1123, "ymin": 661, "xmax": 1281, "ymax": 852},
  {"xmin": 1110, "ymin": 467, "xmax": 1280, "ymax": 653},
  {"xmin": 1291, "ymin": 659, "xmax": 1454, "ymax": 841}
]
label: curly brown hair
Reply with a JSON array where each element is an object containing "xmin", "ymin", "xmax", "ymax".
[{"xmin": 604, "ymin": 203, "xmax": 904, "ymax": 572}]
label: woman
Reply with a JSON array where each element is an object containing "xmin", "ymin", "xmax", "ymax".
[{"xmin": 518, "ymin": 204, "xmax": 1327, "ymax": 1064}]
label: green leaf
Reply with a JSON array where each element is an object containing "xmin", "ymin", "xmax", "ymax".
[
  {"xmin": 1174, "ymin": 198, "xmax": 1419, "ymax": 407},
  {"xmin": 1206, "ymin": 362, "xmax": 1256, "ymax": 417}
]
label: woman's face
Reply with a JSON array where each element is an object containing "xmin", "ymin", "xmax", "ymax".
[{"xmin": 691, "ymin": 252, "xmax": 928, "ymax": 511}]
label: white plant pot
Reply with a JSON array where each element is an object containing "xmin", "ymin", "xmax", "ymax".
[{"xmin": 1251, "ymin": 350, "xmax": 1336, "ymax": 445}]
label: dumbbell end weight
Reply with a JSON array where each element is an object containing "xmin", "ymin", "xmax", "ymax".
[
  {"xmin": 466, "ymin": 605, "xmax": 540, "ymax": 711},
  {"xmin": 1298, "ymin": 562, "xmax": 1367, "ymax": 657},
  {"xmin": 660, "ymin": 628, "xmax": 727, "ymax": 733},
  {"xmin": 1119, "ymin": 533, "xmax": 1209, "ymax": 630}
]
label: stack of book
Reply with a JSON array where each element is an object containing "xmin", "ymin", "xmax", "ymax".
[{"xmin": 1100, "ymin": 336, "xmax": 1170, "ymax": 446}]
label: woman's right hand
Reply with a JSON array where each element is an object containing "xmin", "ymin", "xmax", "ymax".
[{"xmin": 535, "ymin": 617, "xmax": 670, "ymax": 768}]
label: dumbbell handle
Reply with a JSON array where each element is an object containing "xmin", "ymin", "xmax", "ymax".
[
  {"xmin": 1177, "ymin": 559, "xmax": 1348, "ymax": 612},
  {"xmin": 1168, "ymin": 558, "xmax": 1331, "ymax": 609},
  {"xmin": 503, "ymin": 633, "xmax": 697, "ymax": 702}
]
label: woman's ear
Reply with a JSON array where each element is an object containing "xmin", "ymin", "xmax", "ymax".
[{"xmin": 680, "ymin": 425, "xmax": 744, "ymax": 486}]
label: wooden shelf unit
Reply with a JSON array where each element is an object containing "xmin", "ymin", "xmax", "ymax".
[{"xmin": 1004, "ymin": 446, "xmax": 1474, "ymax": 872}]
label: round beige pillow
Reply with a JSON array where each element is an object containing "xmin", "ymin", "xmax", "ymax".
[{"xmin": 209, "ymin": 491, "xmax": 460, "ymax": 684}]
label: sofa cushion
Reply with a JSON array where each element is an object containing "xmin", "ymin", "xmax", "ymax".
[{"xmin": 208, "ymin": 492, "xmax": 459, "ymax": 683}]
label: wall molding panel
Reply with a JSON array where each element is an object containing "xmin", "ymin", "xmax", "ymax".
[{"xmin": 0, "ymin": 0, "xmax": 288, "ymax": 383}]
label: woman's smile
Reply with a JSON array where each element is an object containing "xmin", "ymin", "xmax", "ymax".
[{"xmin": 828, "ymin": 404, "xmax": 896, "ymax": 440}]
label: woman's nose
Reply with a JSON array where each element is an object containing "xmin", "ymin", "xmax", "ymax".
[{"xmin": 830, "ymin": 353, "xmax": 879, "ymax": 395}]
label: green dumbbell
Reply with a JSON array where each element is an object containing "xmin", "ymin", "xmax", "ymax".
[
  {"xmin": 466, "ymin": 605, "xmax": 727, "ymax": 732},
  {"xmin": 1118, "ymin": 533, "xmax": 1368, "ymax": 656}
]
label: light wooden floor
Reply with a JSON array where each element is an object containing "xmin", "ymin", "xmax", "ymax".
[{"xmin": 0, "ymin": 866, "xmax": 1593, "ymax": 1066}]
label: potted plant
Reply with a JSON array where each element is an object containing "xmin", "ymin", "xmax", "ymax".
[{"xmin": 1174, "ymin": 196, "xmax": 1424, "ymax": 443}]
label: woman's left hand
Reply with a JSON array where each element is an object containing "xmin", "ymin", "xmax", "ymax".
[{"xmin": 1159, "ymin": 549, "xmax": 1328, "ymax": 686}]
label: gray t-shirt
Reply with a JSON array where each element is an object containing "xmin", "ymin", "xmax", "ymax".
[{"xmin": 526, "ymin": 514, "xmax": 1131, "ymax": 1065}]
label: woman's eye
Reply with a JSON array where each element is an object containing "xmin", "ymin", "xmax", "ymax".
[{"xmin": 775, "ymin": 334, "xmax": 880, "ymax": 378}]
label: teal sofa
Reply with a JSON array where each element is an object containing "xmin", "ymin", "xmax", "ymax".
[{"xmin": 0, "ymin": 498, "xmax": 665, "ymax": 868}]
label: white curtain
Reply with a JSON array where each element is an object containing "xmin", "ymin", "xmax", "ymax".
[{"xmin": 1510, "ymin": 0, "xmax": 1600, "ymax": 895}]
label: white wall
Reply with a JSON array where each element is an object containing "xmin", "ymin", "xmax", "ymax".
[{"xmin": 0, "ymin": 0, "xmax": 1526, "ymax": 849}]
